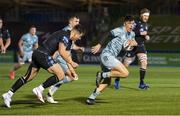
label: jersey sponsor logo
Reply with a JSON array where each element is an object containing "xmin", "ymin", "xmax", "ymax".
[
  {"xmin": 140, "ymin": 28, "xmax": 144, "ymax": 32},
  {"xmin": 145, "ymin": 26, "xmax": 148, "ymax": 30}
]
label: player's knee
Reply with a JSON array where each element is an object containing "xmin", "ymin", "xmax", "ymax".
[
  {"xmin": 138, "ymin": 54, "xmax": 147, "ymax": 63},
  {"xmin": 124, "ymin": 71, "xmax": 129, "ymax": 77},
  {"xmin": 122, "ymin": 70, "xmax": 129, "ymax": 77},
  {"xmin": 56, "ymin": 72, "xmax": 65, "ymax": 81},
  {"xmin": 123, "ymin": 63, "xmax": 129, "ymax": 68},
  {"xmin": 141, "ymin": 62, "xmax": 147, "ymax": 69},
  {"xmin": 54, "ymin": 65, "xmax": 65, "ymax": 80},
  {"xmin": 143, "ymin": 61, "xmax": 148, "ymax": 66}
]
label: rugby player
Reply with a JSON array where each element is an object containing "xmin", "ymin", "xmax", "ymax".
[
  {"xmin": 86, "ymin": 16, "xmax": 137, "ymax": 105},
  {"xmin": 2, "ymin": 24, "xmax": 85, "ymax": 108}
]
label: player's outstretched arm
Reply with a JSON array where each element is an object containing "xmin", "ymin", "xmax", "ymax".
[
  {"xmin": 72, "ymin": 44, "xmax": 84, "ymax": 52},
  {"xmin": 58, "ymin": 43, "xmax": 78, "ymax": 68},
  {"xmin": 91, "ymin": 43, "xmax": 102, "ymax": 54}
]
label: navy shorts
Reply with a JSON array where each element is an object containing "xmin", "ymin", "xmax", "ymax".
[{"xmin": 31, "ymin": 50, "xmax": 56, "ymax": 70}]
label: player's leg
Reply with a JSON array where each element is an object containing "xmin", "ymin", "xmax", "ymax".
[
  {"xmin": 113, "ymin": 52, "xmax": 135, "ymax": 89},
  {"xmin": 87, "ymin": 62, "xmax": 128, "ymax": 105},
  {"xmin": 33, "ymin": 62, "xmax": 65, "ymax": 103},
  {"xmin": 96, "ymin": 55, "xmax": 129, "ymax": 87},
  {"xmin": 137, "ymin": 52, "xmax": 149, "ymax": 89},
  {"xmin": 47, "ymin": 72, "xmax": 73, "ymax": 103},
  {"xmin": 46, "ymin": 70, "xmax": 73, "ymax": 103},
  {"xmin": 86, "ymin": 65, "xmax": 111, "ymax": 105},
  {"xmin": 32, "ymin": 51, "xmax": 69, "ymax": 103},
  {"xmin": 9, "ymin": 54, "xmax": 25, "ymax": 80},
  {"xmin": 3, "ymin": 63, "xmax": 40, "ymax": 108},
  {"xmin": 46, "ymin": 56, "xmax": 74, "ymax": 103},
  {"xmin": 87, "ymin": 55, "xmax": 129, "ymax": 105},
  {"xmin": 100, "ymin": 62, "xmax": 128, "ymax": 85}
]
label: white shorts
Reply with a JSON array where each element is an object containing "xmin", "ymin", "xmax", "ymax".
[
  {"xmin": 100, "ymin": 53, "xmax": 121, "ymax": 70},
  {"xmin": 18, "ymin": 51, "xmax": 33, "ymax": 64},
  {"xmin": 54, "ymin": 54, "xmax": 69, "ymax": 73}
]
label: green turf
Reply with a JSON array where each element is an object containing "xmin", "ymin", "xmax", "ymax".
[{"xmin": 0, "ymin": 64, "xmax": 180, "ymax": 115}]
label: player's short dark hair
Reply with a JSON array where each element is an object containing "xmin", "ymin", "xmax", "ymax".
[
  {"xmin": 140, "ymin": 8, "xmax": 150, "ymax": 14},
  {"xmin": 124, "ymin": 15, "xmax": 134, "ymax": 22},
  {"xmin": 73, "ymin": 24, "xmax": 85, "ymax": 35},
  {"xmin": 69, "ymin": 15, "xmax": 80, "ymax": 20},
  {"xmin": 30, "ymin": 25, "xmax": 36, "ymax": 29}
]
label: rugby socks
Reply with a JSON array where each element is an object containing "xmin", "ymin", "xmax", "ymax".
[
  {"xmin": 140, "ymin": 68, "xmax": 146, "ymax": 84},
  {"xmin": 47, "ymin": 84, "xmax": 61, "ymax": 97},
  {"xmin": 59, "ymin": 76, "xmax": 72, "ymax": 84},
  {"xmin": 55, "ymin": 83, "xmax": 62, "ymax": 88},
  {"xmin": 88, "ymin": 88, "xmax": 101, "ymax": 100},
  {"xmin": 10, "ymin": 77, "xmax": 27, "ymax": 93},
  {"xmin": 47, "ymin": 76, "xmax": 72, "ymax": 97},
  {"xmin": 42, "ymin": 75, "xmax": 59, "ymax": 89},
  {"xmin": 47, "ymin": 85, "xmax": 60, "ymax": 97},
  {"xmin": 115, "ymin": 78, "xmax": 120, "ymax": 82}
]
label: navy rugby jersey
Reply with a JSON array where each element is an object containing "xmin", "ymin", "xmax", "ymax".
[
  {"xmin": 41, "ymin": 30, "xmax": 72, "ymax": 55},
  {"xmin": 133, "ymin": 19, "xmax": 148, "ymax": 45},
  {"xmin": 0, "ymin": 28, "xmax": 11, "ymax": 40}
]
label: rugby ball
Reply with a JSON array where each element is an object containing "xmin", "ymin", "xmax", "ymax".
[{"xmin": 123, "ymin": 41, "xmax": 134, "ymax": 51}]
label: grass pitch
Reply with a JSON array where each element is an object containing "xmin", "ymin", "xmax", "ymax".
[{"xmin": 0, "ymin": 64, "xmax": 180, "ymax": 115}]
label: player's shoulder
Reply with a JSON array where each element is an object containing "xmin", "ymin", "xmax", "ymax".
[
  {"xmin": 33, "ymin": 35, "xmax": 38, "ymax": 40},
  {"xmin": 22, "ymin": 33, "xmax": 29, "ymax": 38},
  {"xmin": 113, "ymin": 26, "xmax": 124, "ymax": 32},
  {"xmin": 62, "ymin": 25, "xmax": 71, "ymax": 31},
  {"xmin": 55, "ymin": 30, "xmax": 70, "ymax": 40},
  {"xmin": 134, "ymin": 18, "xmax": 141, "ymax": 25},
  {"xmin": 111, "ymin": 26, "xmax": 124, "ymax": 35},
  {"xmin": 50, "ymin": 30, "xmax": 67, "ymax": 38}
]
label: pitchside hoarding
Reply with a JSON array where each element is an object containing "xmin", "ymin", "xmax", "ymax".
[
  {"xmin": 146, "ymin": 15, "xmax": 180, "ymax": 66},
  {"xmin": 146, "ymin": 15, "xmax": 180, "ymax": 51}
]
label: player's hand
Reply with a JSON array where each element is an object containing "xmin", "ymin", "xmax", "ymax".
[
  {"xmin": 70, "ymin": 61, "xmax": 79, "ymax": 69},
  {"xmin": 129, "ymin": 39, "xmax": 138, "ymax": 46},
  {"xmin": 79, "ymin": 47, "xmax": 85, "ymax": 52},
  {"xmin": 145, "ymin": 35, "xmax": 150, "ymax": 41},
  {"xmin": 91, "ymin": 44, "xmax": 101, "ymax": 54},
  {"xmin": 1, "ymin": 46, "xmax": 6, "ymax": 54},
  {"xmin": 71, "ymin": 73, "xmax": 78, "ymax": 81}
]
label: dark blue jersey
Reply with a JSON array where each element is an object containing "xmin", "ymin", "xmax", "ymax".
[
  {"xmin": 133, "ymin": 19, "xmax": 148, "ymax": 45},
  {"xmin": 0, "ymin": 28, "xmax": 11, "ymax": 40},
  {"xmin": 41, "ymin": 30, "xmax": 72, "ymax": 55}
]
